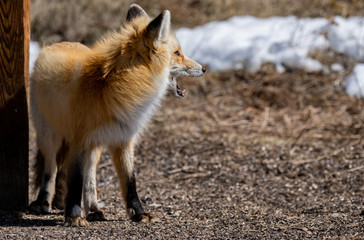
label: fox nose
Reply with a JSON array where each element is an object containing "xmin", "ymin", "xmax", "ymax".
[{"xmin": 202, "ymin": 67, "xmax": 206, "ymax": 73}]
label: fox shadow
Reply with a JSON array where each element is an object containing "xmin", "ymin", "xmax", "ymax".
[
  {"xmin": 0, "ymin": 209, "xmax": 63, "ymax": 227},
  {"xmin": 0, "ymin": 209, "xmax": 115, "ymax": 227}
]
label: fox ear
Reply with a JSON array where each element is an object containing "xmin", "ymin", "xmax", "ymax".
[
  {"xmin": 126, "ymin": 4, "xmax": 148, "ymax": 22},
  {"xmin": 146, "ymin": 10, "xmax": 170, "ymax": 45}
]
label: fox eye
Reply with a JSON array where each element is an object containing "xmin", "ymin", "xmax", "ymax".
[{"xmin": 174, "ymin": 50, "xmax": 181, "ymax": 57}]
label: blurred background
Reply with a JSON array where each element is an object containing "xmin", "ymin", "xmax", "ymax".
[{"xmin": 31, "ymin": 0, "xmax": 364, "ymax": 45}]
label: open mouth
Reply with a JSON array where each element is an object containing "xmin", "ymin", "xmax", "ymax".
[
  {"xmin": 176, "ymin": 85, "xmax": 185, "ymax": 97},
  {"xmin": 170, "ymin": 77, "xmax": 185, "ymax": 98}
]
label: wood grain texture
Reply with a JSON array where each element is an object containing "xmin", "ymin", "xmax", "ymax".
[{"xmin": 0, "ymin": 0, "xmax": 30, "ymax": 210}]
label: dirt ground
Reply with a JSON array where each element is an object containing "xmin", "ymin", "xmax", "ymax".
[
  {"xmin": 1, "ymin": 0, "xmax": 363, "ymax": 239},
  {"xmin": 1, "ymin": 66, "xmax": 363, "ymax": 239}
]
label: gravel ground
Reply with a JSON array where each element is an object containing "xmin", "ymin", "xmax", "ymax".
[{"xmin": 1, "ymin": 67, "xmax": 363, "ymax": 239}]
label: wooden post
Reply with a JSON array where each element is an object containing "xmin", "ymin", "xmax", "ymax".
[{"xmin": 0, "ymin": 0, "xmax": 30, "ymax": 210}]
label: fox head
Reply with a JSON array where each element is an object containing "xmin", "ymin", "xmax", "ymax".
[
  {"xmin": 126, "ymin": 4, "xmax": 206, "ymax": 98},
  {"xmin": 123, "ymin": 5, "xmax": 172, "ymax": 70},
  {"xmin": 169, "ymin": 38, "xmax": 206, "ymax": 97},
  {"xmin": 97, "ymin": 4, "xmax": 175, "ymax": 87}
]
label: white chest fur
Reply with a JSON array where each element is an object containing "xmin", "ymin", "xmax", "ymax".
[{"xmin": 87, "ymin": 70, "xmax": 170, "ymax": 146}]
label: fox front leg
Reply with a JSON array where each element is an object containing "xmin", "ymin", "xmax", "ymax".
[
  {"xmin": 110, "ymin": 142, "xmax": 155, "ymax": 222},
  {"xmin": 125, "ymin": 172, "xmax": 155, "ymax": 222},
  {"xmin": 83, "ymin": 146, "xmax": 106, "ymax": 221}
]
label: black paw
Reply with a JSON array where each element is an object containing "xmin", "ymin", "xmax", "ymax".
[
  {"xmin": 28, "ymin": 200, "xmax": 51, "ymax": 214},
  {"xmin": 87, "ymin": 210, "xmax": 107, "ymax": 221},
  {"xmin": 52, "ymin": 197, "xmax": 64, "ymax": 210}
]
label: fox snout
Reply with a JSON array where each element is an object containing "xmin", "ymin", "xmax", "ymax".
[
  {"xmin": 170, "ymin": 55, "xmax": 206, "ymax": 78},
  {"xmin": 184, "ymin": 56, "xmax": 206, "ymax": 77}
]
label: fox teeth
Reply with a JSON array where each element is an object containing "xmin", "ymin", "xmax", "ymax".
[{"xmin": 177, "ymin": 87, "xmax": 185, "ymax": 97}]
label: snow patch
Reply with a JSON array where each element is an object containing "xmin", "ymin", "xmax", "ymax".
[
  {"xmin": 344, "ymin": 64, "xmax": 364, "ymax": 98},
  {"xmin": 330, "ymin": 63, "xmax": 344, "ymax": 72},
  {"xmin": 30, "ymin": 41, "xmax": 40, "ymax": 73},
  {"xmin": 176, "ymin": 15, "xmax": 364, "ymax": 98},
  {"xmin": 176, "ymin": 16, "xmax": 364, "ymax": 73}
]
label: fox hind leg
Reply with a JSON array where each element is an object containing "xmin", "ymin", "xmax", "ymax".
[
  {"xmin": 30, "ymin": 128, "xmax": 62, "ymax": 213},
  {"xmin": 46, "ymin": 139, "xmax": 70, "ymax": 210}
]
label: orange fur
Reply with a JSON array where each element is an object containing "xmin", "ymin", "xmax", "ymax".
[{"xmin": 31, "ymin": 15, "xmax": 173, "ymax": 146}]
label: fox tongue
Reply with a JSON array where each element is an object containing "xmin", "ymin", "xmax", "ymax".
[{"xmin": 177, "ymin": 85, "xmax": 185, "ymax": 97}]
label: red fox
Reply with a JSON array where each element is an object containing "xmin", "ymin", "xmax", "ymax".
[{"xmin": 29, "ymin": 4, "xmax": 205, "ymax": 226}]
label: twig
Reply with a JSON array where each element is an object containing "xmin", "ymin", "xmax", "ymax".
[
  {"xmin": 290, "ymin": 156, "xmax": 327, "ymax": 165},
  {"xmin": 217, "ymin": 120, "xmax": 249, "ymax": 127},
  {"xmin": 98, "ymin": 160, "xmax": 112, "ymax": 169},
  {"xmin": 177, "ymin": 171, "xmax": 212, "ymax": 180},
  {"xmin": 259, "ymin": 107, "xmax": 270, "ymax": 132},
  {"xmin": 348, "ymin": 165, "xmax": 364, "ymax": 172}
]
